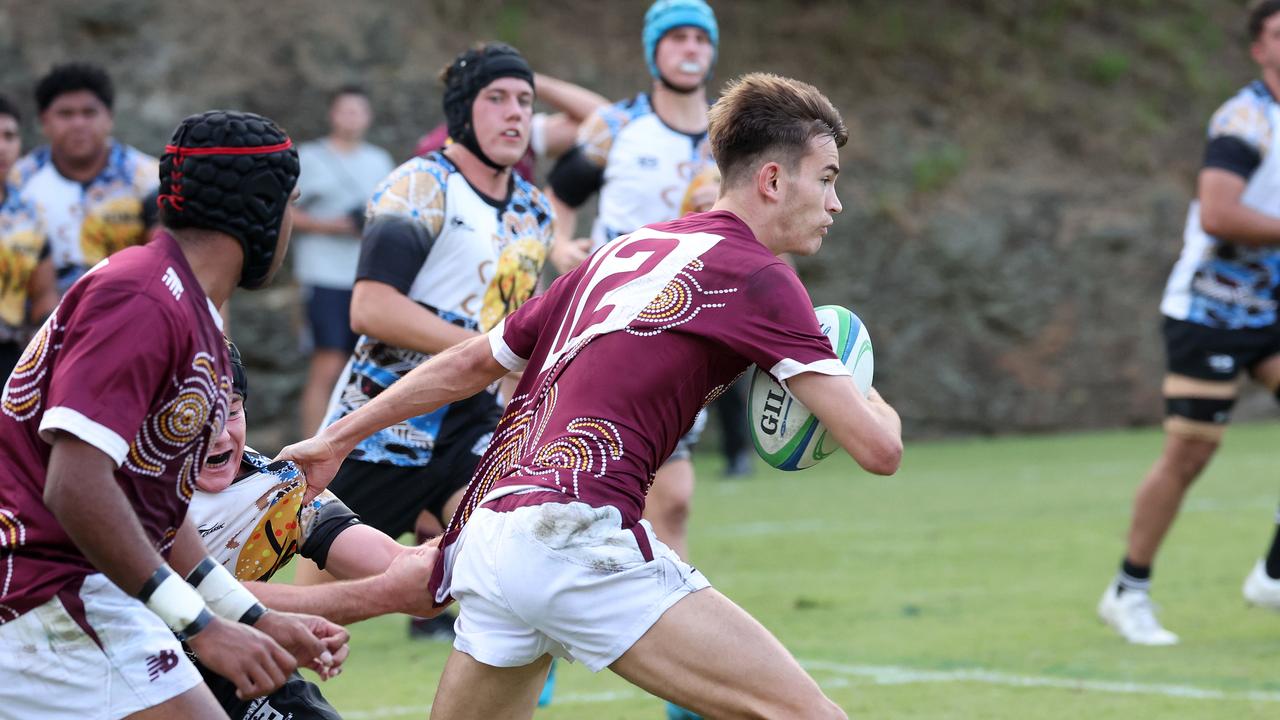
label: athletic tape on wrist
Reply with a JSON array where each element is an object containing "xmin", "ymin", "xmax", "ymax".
[
  {"xmin": 186, "ymin": 556, "xmax": 265, "ymax": 624},
  {"xmin": 139, "ymin": 565, "xmax": 213, "ymax": 637}
]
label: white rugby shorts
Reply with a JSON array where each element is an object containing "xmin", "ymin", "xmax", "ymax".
[
  {"xmin": 0, "ymin": 572, "xmax": 202, "ymax": 719},
  {"xmin": 450, "ymin": 501, "xmax": 710, "ymax": 672}
]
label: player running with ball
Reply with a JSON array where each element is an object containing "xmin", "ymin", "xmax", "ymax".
[{"xmin": 284, "ymin": 73, "xmax": 900, "ymax": 720}]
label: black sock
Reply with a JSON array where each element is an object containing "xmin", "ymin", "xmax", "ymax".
[
  {"xmin": 1265, "ymin": 516, "xmax": 1280, "ymax": 579},
  {"xmin": 1116, "ymin": 558, "xmax": 1151, "ymax": 595}
]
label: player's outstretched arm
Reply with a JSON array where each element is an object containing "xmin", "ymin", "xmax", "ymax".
[
  {"xmin": 244, "ymin": 543, "xmax": 440, "ymax": 624},
  {"xmin": 279, "ymin": 333, "xmax": 507, "ymax": 495},
  {"xmin": 1198, "ymin": 168, "xmax": 1280, "ymax": 246},
  {"xmin": 786, "ymin": 373, "xmax": 903, "ymax": 476},
  {"xmin": 45, "ymin": 435, "xmax": 301, "ymax": 698}
]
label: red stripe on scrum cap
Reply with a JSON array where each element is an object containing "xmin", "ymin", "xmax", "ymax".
[{"xmin": 163, "ymin": 139, "xmax": 294, "ymax": 156}]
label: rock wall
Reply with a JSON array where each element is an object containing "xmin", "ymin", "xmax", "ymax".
[{"xmin": 0, "ymin": 0, "xmax": 1262, "ymax": 447}]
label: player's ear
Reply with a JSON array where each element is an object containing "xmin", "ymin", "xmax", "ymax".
[{"xmin": 757, "ymin": 161, "xmax": 782, "ymax": 203}]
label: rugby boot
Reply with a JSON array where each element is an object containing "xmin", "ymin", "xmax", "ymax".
[
  {"xmin": 1243, "ymin": 559, "xmax": 1280, "ymax": 610},
  {"xmin": 1097, "ymin": 580, "xmax": 1179, "ymax": 646}
]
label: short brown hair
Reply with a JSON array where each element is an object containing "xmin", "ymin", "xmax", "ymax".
[
  {"xmin": 708, "ymin": 73, "xmax": 847, "ymax": 188},
  {"xmin": 1250, "ymin": 0, "xmax": 1280, "ymax": 40}
]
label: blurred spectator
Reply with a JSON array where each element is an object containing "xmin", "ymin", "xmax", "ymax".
[
  {"xmin": 9, "ymin": 62, "xmax": 158, "ymax": 294},
  {"xmin": 0, "ymin": 94, "xmax": 56, "ymax": 378},
  {"xmin": 292, "ymin": 85, "xmax": 395, "ymax": 436}
]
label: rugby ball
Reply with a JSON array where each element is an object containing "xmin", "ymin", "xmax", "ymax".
[{"xmin": 749, "ymin": 305, "xmax": 873, "ymax": 471}]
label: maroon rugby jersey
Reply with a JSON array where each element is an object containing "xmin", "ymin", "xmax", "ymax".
[
  {"xmin": 429, "ymin": 210, "xmax": 849, "ymax": 603},
  {"xmin": 0, "ymin": 231, "xmax": 231, "ymax": 624}
]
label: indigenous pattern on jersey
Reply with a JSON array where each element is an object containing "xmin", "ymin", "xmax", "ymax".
[
  {"xmin": 0, "ymin": 184, "xmax": 49, "ymax": 342},
  {"xmin": 551, "ymin": 93, "xmax": 712, "ymax": 249},
  {"xmin": 188, "ymin": 449, "xmax": 358, "ymax": 582},
  {"xmin": 9, "ymin": 141, "xmax": 159, "ymax": 292},
  {"xmin": 323, "ymin": 150, "xmax": 554, "ymax": 466},
  {"xmin": 0, "ymin": 232, "xmax": 229, "ymax": 624},
  {"xmin": 1162, "ymin": 81, "xmax": 1280, "ymax": 329},
  {"xmin": 428, "ymin": 211, "xmax": 850, "ymax": 604}
]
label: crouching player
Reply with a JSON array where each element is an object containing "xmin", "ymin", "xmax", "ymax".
[
  {"xmin": 0, "ymin": 110, "xmax": 347, "ymax": 718},
  {"xmin": 284, "ymin": 73, "xmax": 901, "ymax": 719},
  {"xmin": 190, "ymin": 341, "xmax": 441, "ymax": 719}
]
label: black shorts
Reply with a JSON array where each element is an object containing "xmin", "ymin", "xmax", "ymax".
[
  {"xmin": 201, "ymin": 667, "xmax": 341, "ymax": 720},
  {"xmin": 1163, "ymin": 316, "xmax": 1280, "ymax": 381},
  {"xmin": 304, "ymin": 285, "xmax": 359, "ymax": 352},
  {"xmin": 328, "ymin": 421, "xmax": 495, "ymax": 533}
]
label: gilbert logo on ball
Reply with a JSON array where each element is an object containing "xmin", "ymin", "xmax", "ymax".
[{"xmin": 750, "ymin": 305, "xmax": 874, "ymax": 471}]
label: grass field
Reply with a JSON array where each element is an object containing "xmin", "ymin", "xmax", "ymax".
[{"xmin": 296, "ymin": 421, "xmax": 1280, "ymax": 719}]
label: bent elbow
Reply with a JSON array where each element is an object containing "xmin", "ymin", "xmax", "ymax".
[
  {"xmin": 862, "ymin": 438, "xmax": 903, "ymax": 476},
  {"xmin": 348, "ymin": 299, "xmax": 374, "ymax": 338}
]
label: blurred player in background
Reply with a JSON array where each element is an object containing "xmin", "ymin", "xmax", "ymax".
[
  {"xmin": 293, "ymin": 85, "xmax": 396, "ymax": 437},
  {"xmin": 0, "ymin": 110, "xmax": 347, "ymax": 717},
  {"xmin": 192, "ymin": 341, "xmax": 438, "ymax": 719},
  {"xmin": 283, "ymin": 71, "xmax": 900, "ymax": 720},
  {"xmin": 0, "ymin": 94, "xmax": 56, "ymax": 379},
  {"xmin": 1099, "ymin": 0, "xmax": 1280, "ymax": 646},
  {"xmin": 9, "ymin": 62, "xmax": 159, "ymax": 294}
]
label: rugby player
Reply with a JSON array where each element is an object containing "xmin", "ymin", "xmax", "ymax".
[
  {"xmin": 291, "ymin": 43, "xmax": 553, "ymax": 603},
  {"xmin": 0, "ymin": 110, "xmax": 347, "ymax": 718},
  {"xmin": 1099, "ymin": 0, "xmax": 1280, "ymax": 646},
  {"xmin": 9, "ymin": 62, "xmax": 159, "ymax": 294},
  {"xmin": 191, "ymin": 341, "xmax": 439, "ymax": 719},
  {"xmin": 0, "ymin": 93, "xmax": 56, "ymax": 378},
  {"xmin": 284, "ymin": 72, "xmax": 901, "ymax": 720}
]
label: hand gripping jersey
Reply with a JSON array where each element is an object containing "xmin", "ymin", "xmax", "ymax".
[
  {"xmin": 9, "ymin": 141, "xmax": 159, "ymax": 293},
  {"xmin": 187, "ymin": 449, "xmax": 359, "ymax": 582},
  {"xmin": 550, "ymin": 93, "xmax": 714, "ymax": 249},
  {"xmin": 1162, "ymin": 80, "xmax": 1280, "ymax": 329},
  {"xmin": 0, "ymin": 232, "xmax": 230, "ymax": 624},
  {"xmin": 428, "ymin": 211, "xmax": 851, "ymax": 605},
  {"xmin": 0, "ymin": 184, "xmax": 49, "ymax": 342},
  {"xmin": 323, "ymin": 150, "xmax": 554, "ymax": 466}
]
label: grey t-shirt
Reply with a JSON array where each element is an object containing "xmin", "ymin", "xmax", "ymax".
[{"xmin": 294, "ymin": 139, "xmax": 394, "ymax": 289}]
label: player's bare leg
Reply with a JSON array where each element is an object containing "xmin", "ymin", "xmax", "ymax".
[
  {"xmin": 429, "ymin": 652, "xmax": 552, "ymax": 720},
  {"xmin": 610, "ymin": 588, "xmax": 844, "ymax": 719},
  {"xmin": 1125, "ymin": 432, "xmax": 1218, "ymax": 565},
  {"xmin": 125, "ymin": 684, "xmax": 228, "ymax": 720},
  {"xmin": 300, "ymin": 348, "xmax": 349, "ymax": 437},
  {"xmin": 643, "ymin": 458, "xmax": 694, "ymax": 559}
]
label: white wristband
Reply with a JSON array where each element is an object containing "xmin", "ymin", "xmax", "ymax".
[
  {"xmin": 186, "ymin": 557, "xmax": 264, "ymax": 623},
  {"xmin": 138, "ymin": 565, "xmax": 212, "ymax": 637}
]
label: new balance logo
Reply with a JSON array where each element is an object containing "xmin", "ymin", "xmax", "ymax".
[
  {"xmin": 146, "ymin": 649, "xmax": 180, "ymax": 681},
  {"xmin": 162, "ymin": 267, "xmax": 184, "ymax": 301}
]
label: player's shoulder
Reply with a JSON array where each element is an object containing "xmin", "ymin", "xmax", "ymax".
[
  {"xmin": 8, "ymin": 147, "xmax": 53, "ymax": 188},
  {"xmin": 367, "ymin": 153, "xmax": 452, "ymax": 235},
  {"xmin": 579, "ymin": 93, "xmax": 652, "ymax": 163},
  {"xmin": 71, "ymin": 238, "xmax": 195, "ymax": 316},
  {"xmin": 110, "ymin": 141, "xmax": 161, "ymax": 192},
  {"xmin": 1208, "ymin": 81, "xmax": 1275, "ymax": 147}
]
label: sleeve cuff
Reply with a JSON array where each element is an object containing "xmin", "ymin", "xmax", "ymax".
[
  {"xmin": 39, "ymin": 406, "xmax": 130, "ymax": 467},
  {"xmin": 769, "ymin": 358, "xmax": 850, "ymax": 387},
  {"xmin": 488, "ymin": 321, "xmax": 528, "ymax": 372}
]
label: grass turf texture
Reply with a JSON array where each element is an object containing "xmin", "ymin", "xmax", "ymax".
[{"xmin": 280, "ymin": 421, "xmax": 1280, "ymax": 718}]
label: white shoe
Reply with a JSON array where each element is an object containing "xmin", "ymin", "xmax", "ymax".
[
  {"xmin": 1242, "ymin": 560, "xmax": 1280, "ymax": 610},
  {"xmin": 1097, "ymin": 581, "xmax": 1179, "ymax": 645}
]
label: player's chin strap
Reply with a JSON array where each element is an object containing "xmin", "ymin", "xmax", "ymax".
[{"xmin": 186, "ymin": 556, "xmax": 268, "ymax": 625}]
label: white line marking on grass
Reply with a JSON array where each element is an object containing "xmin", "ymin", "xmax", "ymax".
[
  {"xmin": 345, "ymin": 661, "xmax": 1280, "ymax": 718},
  {"xmin": 801, "ymin": 660, "xmax": 1280, "ymax": 702}
]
